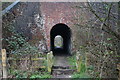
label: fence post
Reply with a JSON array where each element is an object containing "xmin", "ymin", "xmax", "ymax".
[
  {"xmin": 1, "ymin": 49, "xmax": 7, "ymax": 78},
  {"xmin": 117, "ymin": 63, "xmax": 120, "ymax": 80},
  {"xmin": 76, "ymin": 52, "xmax": 82, "ymax": 72},
  {"xmin": 0, "ymin": 50, "xmax": 2, "ymax": 79},
  {"xmin": 47, "ymin": 51, "xmax": 53, "ymax": 73}
]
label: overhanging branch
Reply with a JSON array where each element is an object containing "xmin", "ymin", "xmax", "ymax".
[{"xmin": 87, "ymin": 2, "xmax": 120, "ymax": 40}]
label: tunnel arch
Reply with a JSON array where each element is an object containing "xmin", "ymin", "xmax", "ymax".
[{"xmin": 50, "ymin": 23, "xmax": 72, "ymax": 55}]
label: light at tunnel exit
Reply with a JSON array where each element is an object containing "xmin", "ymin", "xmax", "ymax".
[{"xmin": 50, "ymin": 23, "xmax": 71, "ymax": 55}]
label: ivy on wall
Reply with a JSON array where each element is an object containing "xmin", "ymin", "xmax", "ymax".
[{"xmin": 2, "ymin": 19, "xmax": 26, "ymax": 52}]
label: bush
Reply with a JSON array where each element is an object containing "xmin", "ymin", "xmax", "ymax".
[
  {"xmin": 2, "ymin": 22, "xmax": 26, "ymax": 52},
  {"xmin": 30, "ymin": 71, "xmax": 52, "ymax": 78},
  {"xmin": 10, "ymin": 43, "xmax": 44, "ymax": 56},
  {"xmin": 4, "ymin": 33, "xmax": 26, "ymax": 52}
]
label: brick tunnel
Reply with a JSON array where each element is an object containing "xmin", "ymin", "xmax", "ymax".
[{"xmin": 50, "ymin": 23, "xmax": 71, "ymax": 55}]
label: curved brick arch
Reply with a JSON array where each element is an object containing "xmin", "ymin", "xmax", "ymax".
[
  {"xmin": 41, "ymin": 2, "xmax": 76, "ymax": 51},
  {"xmin": 50, "ymin": 23, "xmax": 72, "ymax": 55}
]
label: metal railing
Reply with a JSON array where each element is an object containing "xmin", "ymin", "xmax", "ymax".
[{"xmin": 2, "ymin": 0, "xmax": 20, "ymax": 15}]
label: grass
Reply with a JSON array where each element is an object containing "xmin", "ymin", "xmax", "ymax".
[
  {"xmin": 72, "ymin": 72, "xmax": 91, "ymax": 78},
  {"xmin": 7, "ymin": 48, "xmax": 52, "ymax": 78},
  {"xmin": 30, "ymin": 71, "xmax": 52, "ymax": 79},
  {"xmin": 8, "ymin": 68, "xmax": 52, "ymax": 78},
  {"xmin": 67, "ymin": 53, "xmax": 91, "ymax": 78},
  {"xmin": 71, "ymin": 61, "xmax": 90, "ymax": 78},
  {"xmin": 67, "ymin": 54, "xmax": 76, "ymax": 69}
]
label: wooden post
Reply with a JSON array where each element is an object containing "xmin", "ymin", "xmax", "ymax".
[
  {"xmin": 1, "ymin": 49, "xmax": 7, "ymax": 78},
  {"xmin": 50, "ymin": 51, "xmax": 53, "ymax": 66},
  {"xmin": 47, "ymin": 51, "xmax": 53, "ymax": 73},
  {"xmin": 117, "ymin": 63, "xmax": 120, "ymax": 80},
  {"xmin": 0, "ymin": 50, "xmax": 2, "ymax": 78},
  {"xmin": 76, "ymin": 52, "xmax": 82, "ymax": 72}
]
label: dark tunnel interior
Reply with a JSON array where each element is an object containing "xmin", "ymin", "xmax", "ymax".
[{"xmin": 50, "ymin": 24, "xmax": 71, "ymax": 55}]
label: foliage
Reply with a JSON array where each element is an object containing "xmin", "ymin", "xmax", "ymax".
[
  {"xmin": 2, "ymin": 22, "xmax": 26, "ymax": 52},
  {"xmin": 67, "ymin": 55, "xmax": 76, "ymax": 70},
  {"xmin": 8, "ymin": 67, "xmax": 52, "ymax": 78},
  {"xmin": 30, "ymin": 74, "xmax": 52, "ymax": 79},
  {"xmin": 79, "ymin": 62, "xmax": 86, "ymax": 74},
  {"xmin": 68, "ymin": 52, "xmax": 90, "ymax": 78},
  {"xmin": 87, "ymin": 65, "xmax": 94, "ymax": 71},
  {"xmin": 67, "ymin": 55, "xmax": 76, "ymax": 66},
  {"xmin": 4, "ymin": 33, "xmax": 26, "ymax": 52},
  {"xmin": 71, "ymin": 62, "xmax": 90, "ymax": 78},
  {"xmin": 30, "ymin": 72, "xmax": 52, "ymax": 78},
  {"xmin": 9, "ymin": 70, "xmax": 28, "ymax": 78},
  {"xmin": 74, "ymin": 2, "xmax": 119, "ymax": 78},
  {"xmin": 9, "ymin": 69, "xmax": 52, "ymax": 78},
  {"xmin": 72, "ymin": 72, "xmax": 90, "ymax": 78},
  {"xmin": 30, "ymin": 70, "xmax": 52, "ymax": 78},
  {"xmin": 30, "ymin": 75, "xmax": 42, "ymax": 78},
  {"xmin": 10, "ymin": 43, "xmax": 40, "ymax": 54}
]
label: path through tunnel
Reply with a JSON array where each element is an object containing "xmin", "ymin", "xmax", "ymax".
[{"xmin": 50, "ymin": 23, "xmax": 71, "ymax": 56}]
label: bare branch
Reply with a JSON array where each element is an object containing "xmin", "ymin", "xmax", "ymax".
[{"xmin": 87, "ymin": 2, "xmax": 120, "ymax": 40}]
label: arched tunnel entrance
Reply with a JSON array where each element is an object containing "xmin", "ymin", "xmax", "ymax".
[{"xmin": 50, "ymin": 23, "xmax": 71, "ymax": 55}]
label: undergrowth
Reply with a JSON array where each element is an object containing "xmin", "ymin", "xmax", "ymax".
[
  {"xmin": 9, "ymin": 69, "xmax": 52, "ymax": 78},
  {"xmin": 67, "ymin": 53, "xmax": 91, "ymax": 78}
]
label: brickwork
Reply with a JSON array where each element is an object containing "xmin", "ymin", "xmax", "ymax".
[
  {"xmin": 40, "ymin": 2, "xmax": 77, "ymax": 50},
  {"xmin": 2, "ymin": 2, "xmax": 87, "ymax": 52}
]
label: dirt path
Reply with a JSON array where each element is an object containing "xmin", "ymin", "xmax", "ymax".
[
  {"xmin": 52, "ymin": 55, "xmax": 75, "ymax": 78},
  {"xmin": 54, "ymin": 55, "xmax": 70, "ymax": 67}
]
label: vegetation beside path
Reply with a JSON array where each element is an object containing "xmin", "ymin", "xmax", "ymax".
[{"xmin": 67, "ymin": 54, "xmax": 91, "ymax": 78}]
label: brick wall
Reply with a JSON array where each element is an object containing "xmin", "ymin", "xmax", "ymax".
[{"xmin": 40, "ymin": 2, "xmax": 77, "ymax": 50}]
